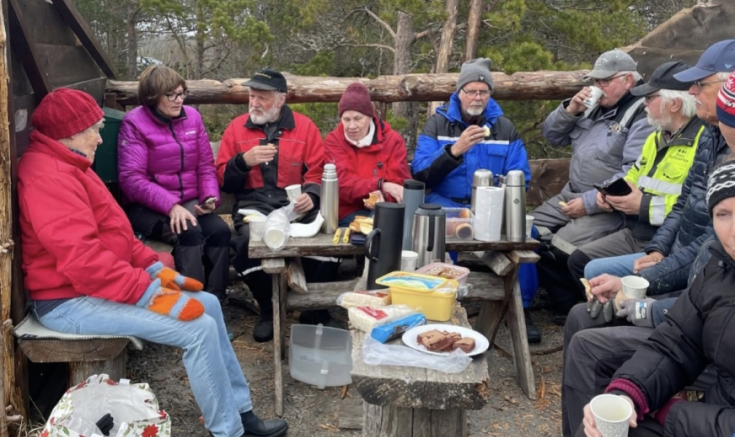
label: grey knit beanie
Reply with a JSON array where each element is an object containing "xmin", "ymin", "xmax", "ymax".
[{"xmin": 457, "ymin": 58, "xmax": 494, "ymax": 92}]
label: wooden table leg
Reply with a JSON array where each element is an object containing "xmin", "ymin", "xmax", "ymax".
[
  {"xmin": 362, "ymin": 402, "xmax": 467, "ymax": 437},
  {"xmin": 474, "ymin": 266, "xmax": 519, "ymax": 346},
  {"xmin": 505, "ymin": 275, "xmax": 536, "ymax": 400},
  {"xmin": 271, "ymin": 272, "xmax": 284, "ymax": 417}
]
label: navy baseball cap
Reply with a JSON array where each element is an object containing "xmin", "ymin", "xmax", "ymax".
[{"xmin": 674, "ymin": 39, "xmax": 735, "ymax": 82}]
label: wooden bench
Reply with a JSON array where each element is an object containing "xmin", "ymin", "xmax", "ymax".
[{"xmin": 14, "ymin": 314, "xmax": 142, "ymax": 387}]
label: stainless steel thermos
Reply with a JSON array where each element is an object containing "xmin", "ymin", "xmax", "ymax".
[
  {"xmin": 504, "ymin": 170, "xmax": 526, "ymax": 242},
  {"xmin": 411, "ymin": 203, "xmax": 446, "ymax": 268},
  {"xmin": 320, "ymin": 163, "xmax": 339, "ymax": 233},
  {"xmin": 471, "ymin": 170, "xmax": 493, "ymax": 214},
  {"xmin": 402, "ymin": 179, "xmax": 425, "ymax": 250}
]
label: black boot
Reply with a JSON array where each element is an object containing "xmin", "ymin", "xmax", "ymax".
[
  {"xmin": 524, "ymin": 310, "xmax": 542, "ymax": 344},
  {"xmin": 298, "ymin": 310, "xmax": 344, "ymax": 330},
  {"xmin": 253, "ymin": 314, "xmax": 274, "ymax": 343},
  {"xmin": 241, "ymin": 410, "xmax": 288, "ymax": 437}
]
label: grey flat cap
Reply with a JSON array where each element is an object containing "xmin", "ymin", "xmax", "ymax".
[{"xmin": 583, "ymin": 49, "xmax": 638, "ymax": 81}]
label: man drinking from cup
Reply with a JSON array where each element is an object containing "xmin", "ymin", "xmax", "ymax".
[
  {"xmin": 561, "ymin": 42, "xmax": 735, "ymax": 437},
  {"xmin": 216, "ymin": 68, "xmax": 339, "ymax": 342},
  {"xmin": 530, "ymin": 49, "xmax": 654, "ymax": 322}
]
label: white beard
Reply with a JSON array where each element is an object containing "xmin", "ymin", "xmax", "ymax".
[
  {"xmin": 249, "ymin": 105, "xmax": 280, "ymax": 125},
  {"xmin": 465, "ymin": 106, "xmax": 484, "ymax": 117}
]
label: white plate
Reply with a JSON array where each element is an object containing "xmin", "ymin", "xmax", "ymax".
[{"xmin": 402, "ymin": 324, "xmax": 490, "ymax": 357}]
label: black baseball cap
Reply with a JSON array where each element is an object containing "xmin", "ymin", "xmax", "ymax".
[
  {"xmin": 241, "ymin": 68, "xmax": 288, "ymax": 92},
  {"xmin": 631, "ymin": 61, "xmax": 693, "ymax": 96}
]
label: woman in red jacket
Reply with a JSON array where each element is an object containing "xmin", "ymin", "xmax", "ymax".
[
  {"xmin": 19, "ymin": 89, "xmax": 287, "ymax": 437},
  {"xmin": 324, "ymin": 83, "xmax": 411, "ymax": 226}
]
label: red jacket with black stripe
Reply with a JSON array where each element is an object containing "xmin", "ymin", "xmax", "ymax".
[{"xmin": 216, "ymin": 106, "xmax": 325, "ymax": 214}]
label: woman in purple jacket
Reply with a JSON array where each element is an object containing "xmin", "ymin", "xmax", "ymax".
[{"xmin": 118, "ymin": 65, "xmax": 230, "ymax": 300}]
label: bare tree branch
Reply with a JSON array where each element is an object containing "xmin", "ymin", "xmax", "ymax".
[
  {"xmin": 361, "ymin": 7, "xmax": 396, "ymax": 40},
  {"xmin": 415, "ymin": 29, "xmax": 431, "ymax": 40},
  {"xmin": 339, "ymin": 43, "xmax": 396, "ymax": 53}
]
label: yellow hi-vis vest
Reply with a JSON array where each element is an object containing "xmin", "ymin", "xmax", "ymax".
[{"xmin": 624, "ymin": 118, "xmax": 705, "ymax": 225}]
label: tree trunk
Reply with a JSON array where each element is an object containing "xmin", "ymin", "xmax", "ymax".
[
  {"xmin": 126, "ymin": 2, "xmax": 138, "ymax": 79},
  {"xmin": 465, "ymin": 0, "xmax": 483, "ymax": 62},
  {"xmin": 107, "ymin": 70, "xmax": 589, "ymax": 106},
  {"xmin": 429, "ymin": 0, "xmax": 460, "ymax": 115},
  {"xmin": 195, "ymin": 0, "xmax": 205, "ymax": 80},
  {"xmin": 392, "ymin": 11, "xmax": 414, "ymax": 119}
]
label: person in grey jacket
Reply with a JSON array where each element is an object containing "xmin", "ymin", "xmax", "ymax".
[
  {"xmin": 531, "ymin": 49, "xmax": 653, "ymax": 253},
  {"xmin": 532, "ymin": 49, "xmax": 654, "ymax": 319}
]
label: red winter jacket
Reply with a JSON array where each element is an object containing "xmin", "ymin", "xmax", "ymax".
[
  {"xmin": 216, "ymin": 106, "xmax": 325, "ymax": 212},
  {"xmin": 324, "ymin": 118, "xmax": 410, "ymax": 219},
  {"xmin": 18, "ymin": 131, "xmax": 158, "ymax": 303}
]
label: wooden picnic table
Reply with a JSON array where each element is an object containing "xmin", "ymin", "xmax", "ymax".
[
  {"xmin": 248, "ymin": 234, "xmax": 540, "ymax": 417},
  {"xmin": 351, "ymin": 302, "xmax": 489, "ymax": 436}
]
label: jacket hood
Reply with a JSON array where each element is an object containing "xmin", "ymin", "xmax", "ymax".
[
  {"xmin": 436, "ymin": 92, "xmax": 504, "ymax": 125},
  {"xmin": 28, "ymin": 130, "xmax": 91, "ymax": 171}
]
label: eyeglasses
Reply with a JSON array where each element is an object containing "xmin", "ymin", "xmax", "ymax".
[
  {"xmin": 644, "ymin": 93, "xmax": 661, "ymax": 103},
  {"xmin": 692, "ymin": 79, "xmax": 725, "ymax": 92},
  {"xmin": 594, "ymin": 74, "xmax": 626, "ymax": 88},
  {"xmin": 164, "ymin": 90, "xmax": 189, "ymax": 102},
  {"xmin": 461, "ymin": 88, "xmax": 491, "ymax": 98}
]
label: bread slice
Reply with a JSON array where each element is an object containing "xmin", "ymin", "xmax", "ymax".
[{"xmin": 452, "ymin": 337, "xmax": 476, "ymax": 353}]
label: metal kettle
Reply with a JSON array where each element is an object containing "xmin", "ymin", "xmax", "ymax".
[{"xmin": 411, "ymin": 203, "xmax": 446, "ymax": 268}]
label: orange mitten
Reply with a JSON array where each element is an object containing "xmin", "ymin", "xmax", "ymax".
[
  {"xmin": 137, "ymin": 279, "xmax": 204, "ymax": 321},
  {"xmin": 146, "ymin": 261, "xmax": 203, "ymax": 292}
]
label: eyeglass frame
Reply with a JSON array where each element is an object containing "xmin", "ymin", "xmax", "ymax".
[
  {"xmin": 164, "ymin": 89, "xmax": 190, "ymax": 102},
  {"xmin": 460, "ymin": 88, "xmax": 491, "ymax": 98},
  {"xmin": 594, "ymin": 73, "xmax": 628, "ymax": 88},
  {"xmin": 692, "ymin": 79, "xmax": 725, "ymax": 93}
]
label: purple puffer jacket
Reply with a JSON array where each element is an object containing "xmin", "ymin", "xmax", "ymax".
[{"xmin": 118, "ymin": 105, "xmax": 220, "ymax": 215}]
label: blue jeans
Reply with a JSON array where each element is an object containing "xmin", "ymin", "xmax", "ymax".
[
  {"xmin": 584, "ymin": 253, "xmax": 645, "ymax": 280},
  {"xmin": 35, "ymin": 291, "xmax": 250, "ymax": 437}
]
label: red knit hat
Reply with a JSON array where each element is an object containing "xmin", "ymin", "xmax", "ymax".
[
  {"xmin": 31, "ymin": 88, "xmax": 104, "ymax": 140},
  {"xmin": 717, "ymin": 71, "xmax": 735, "ymax": 128},
  {"xmin": 338, "ymin": 83, "xmax": 375, "ymax": 118}
]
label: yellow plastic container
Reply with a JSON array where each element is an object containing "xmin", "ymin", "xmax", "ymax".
[{"xmin": 375, "ymin": 271, "xmax": 458, "ymax": 321}]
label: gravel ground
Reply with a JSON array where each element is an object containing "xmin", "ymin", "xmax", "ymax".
[{"xmin": 124, "ymin": 293, "xmax": 564, "ymax": 437}]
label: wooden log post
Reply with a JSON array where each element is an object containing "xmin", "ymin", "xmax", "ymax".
[
  {"xmin": 0, "ymin": 5, "xmax": 21, "ymax": 433},
  {"xmin": 106, "ymin": 70, "xmax": 590, "ymax": 106}
]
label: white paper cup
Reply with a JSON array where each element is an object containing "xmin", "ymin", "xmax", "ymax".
[
  {"xmin": 584, "ymin": 86, "xmax": 606, "ymax": 108},
  {"xmin": 589, "ymin": 394, "xmax": 633, "ymax": 437},
  {"xmin": 248, "ymin": 216, "xmax": 267, "ymax": 242},
  {"xmin": 621, "ymin": 275, "xmax": 649, "ymax": 299},
  {"xmin": 285, "ymin": 184, "xmax": 302, "ymax": 202},
  {"xmin": 525, "ymin": 214, "xmax": 535, "ymax": 238},
  {"xmin": 401, "ymin": 251, "xmax": 419, "ymax": 271}
]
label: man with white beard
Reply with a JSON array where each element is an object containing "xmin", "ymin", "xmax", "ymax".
[
  {"xmin": 216, "ymin": 68, "xmax": 336, "ymax": 342},
  {"xmin": 566, "ymin": 61, "xmax": 704, "ymax": 280}
]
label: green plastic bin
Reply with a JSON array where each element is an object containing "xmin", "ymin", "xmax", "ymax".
[{"xmin": 94, "ymin": 107, "xmax": 126, "ymax": 183}]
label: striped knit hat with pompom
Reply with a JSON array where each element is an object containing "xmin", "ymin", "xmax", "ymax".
[
  {"xmin": 717, "ymin": 71, "xmax": 735, "ymax": 128},
  {"xmin": 707, "ymin": 160, "xmax": 735, "ymax": 215}
]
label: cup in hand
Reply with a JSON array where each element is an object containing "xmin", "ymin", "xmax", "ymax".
[
  {"xmin": 583, "ymin": 86, "xmax": 605, "ymax": 108},
  {"xmin": 248, "ymin": 216, "xmax": 268, "ymax": 242},
  {"xmin": 285, "ymin": 184, "xmax": 302, "ymax": 203},
  {"xmin": 589, "ymin": 394, "xmax": 633, "ymax": 437},
  {"xmin": 400, "ymin": 251, "xmax": 419, "ymax": 271},
  {"xmin": 621, "ymin": 275, "xmax": 649, "ymax": 300}
]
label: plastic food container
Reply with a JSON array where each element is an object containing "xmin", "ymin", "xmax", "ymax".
[
  {"xmin": 289, "ymin": 324, "xmax": 352, "ymax": 388},
  {"xmin": 416, "ymin": 262, "xmax": 470, "ymax": 285},
  {"xmin": 443, "ymin": 207, "xmax": 474, "ymax": 241},
  {"xmin": 375, "ymin": 272, "xmax": 458, "ymax": 322}
]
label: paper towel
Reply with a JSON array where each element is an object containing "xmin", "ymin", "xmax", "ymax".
[{"xmin": 474, "ymin": 186, "xmax": 505, "ymax": 242}]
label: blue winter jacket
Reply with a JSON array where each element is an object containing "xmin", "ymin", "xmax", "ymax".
[{"xmin": 412, "ymin": 93, "xmax": 530, "ymax": 200}]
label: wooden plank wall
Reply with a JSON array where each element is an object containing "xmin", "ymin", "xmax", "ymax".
[{"xmin": 11, "ymin": 0, "xmax": 103, "ymax": 156}]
